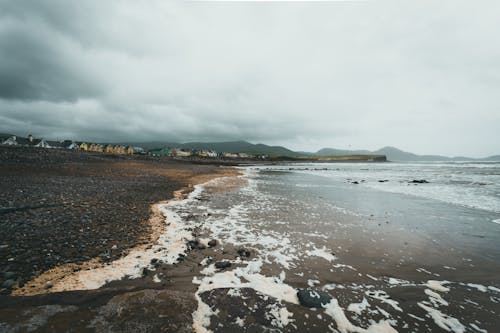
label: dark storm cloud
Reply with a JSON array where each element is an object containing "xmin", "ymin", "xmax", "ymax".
[{"xmin": 0, "ymin": 0, "xmax": 499, "ymax": 157}]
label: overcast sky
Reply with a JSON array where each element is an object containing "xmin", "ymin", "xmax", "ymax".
[{"xmin": 0, "ymin": 1, "xmax": 499, "ymax": 157}]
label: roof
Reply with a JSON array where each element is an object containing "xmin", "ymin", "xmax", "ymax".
[
  {"xmin": 15, "ymin": 137, "xmax": 32, "ymax": 145},
  {"xmin": 48, "ymin": 140, "xmax": 64, "ymax": 148}
]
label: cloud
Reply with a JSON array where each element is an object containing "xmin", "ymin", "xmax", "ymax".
[{"xmin": 0, "ymin": 0, "xmax": 499, "ymax": 156}]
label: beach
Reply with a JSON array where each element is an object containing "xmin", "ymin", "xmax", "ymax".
[{"xmin": 0, "ymin": 151, "xmax": 499, "ymax": 332}]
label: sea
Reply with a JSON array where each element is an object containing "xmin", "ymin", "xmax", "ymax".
[{"xmin": 176, "ymin": 161, "xmax": 500, "ymax": 332}]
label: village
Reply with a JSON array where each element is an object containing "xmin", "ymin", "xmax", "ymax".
[{"xmin": 0, "ymin": 133, "xmax": 263, "ymax": 159}]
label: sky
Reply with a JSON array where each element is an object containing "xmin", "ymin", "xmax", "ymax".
[{"xmin": 0, "ymin": 1, "xmax": 499, "ymax": 157}]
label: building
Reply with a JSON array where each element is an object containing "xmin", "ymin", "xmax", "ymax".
[
  {"xmin": 88, "ymin": 143, "xmax": 104, "ymax": 152},
  {"xmin": 61, "ymin": 140, "xmax": 79, "ymax": 150},
  {"xmin": 173, "ymin": 149, "xmax": 192, "ymax": 157},
  {"xmin": 148, "ymin": 147, "xmax": 171, "ymax": 157},
  {"xmin": 125, "ymin": 146, "xmax": 134, "ymax": 155},
  {"xmin": 0, "ymin": 135, "xmax": 17, "ymax": 146},
  {"xmin": 0, "ymin": 135, "xmax": 38, "ymax": 147},
  {"xmin": 79, "ymin": 142, "xmax": 88, "ymax": 151},
  {"xmin": 32, "ymin": 138, "xmax": 51, "ymax": 148},
  {"xmin": 113, "ymin": 145, "xmax": 126, "ymax": 154},
  {"xmin": 133, "ymin": 146, "xmax": 145, "ymax": 154}
]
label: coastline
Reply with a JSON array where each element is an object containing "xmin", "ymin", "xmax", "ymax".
[
  {"xmin": 1, "ymin": 148, "xmax": 498, "ymax": 332},
  {"xmin": 0, "ymin": 146, "xmax": 238, "ymax": 296},
  {"xmin": 12, "ymin": 169, "xmax": 239, "ymax": 296}
]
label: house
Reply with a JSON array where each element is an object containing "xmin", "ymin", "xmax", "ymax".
[
  {"xmin": 223, "ymin": 152, "xmax": 239, "ymax": 158},
  {"xmin": 125, "ymin": 146, "xmax": 134, "ymax": 155},
  {"xmin": 88, "ymin": 143, "xmax": 104, "ymax": 152},
  {"xmin": 173, "ymin": 149, "xmax": 192, "ymax": 157},
  {"xmin": 197, "ymin": 150, "xmax": 209, "ymax": 157},
  {"xmin": 133, "ymin": 146, "xmax": 145, "ymax": 154},
  {"xmin": 238, "ymin": 153, "xmax": 252, "ymax": 158},
  {"xmin": 197, "ymin": 150, "xmax": 218, "ymax": 158},
  {"xmin": 148, "ymin": 147, "xmax": 171, "ymax": 157},
  {"xmin": 61, "ymin": 140, "xmax": 79, "ymax": 150},
  {"xmin": 79, "ymin": 142, "xmax": 88, "ymax": 151},
  {"xmin": 114, "ymin": 145, "xmax": 126, "ymax": 154},
  {"xmin": 103, "ymin": 144, "xmax": 114, "ymax": 153},
  {"xmin": 47, "ymin": 140, "xmax": 65, "ymax": 149},
  {"xmin": 0, "ymin": 134, "xmax": 53, "ymax": 148},
  {"xmin": 32, "ymin": 138, "xmax": 51, "ymax": 148},
  {"xmin": 1, "ymin": 135, "xmax": 17, "ymax": 146}
]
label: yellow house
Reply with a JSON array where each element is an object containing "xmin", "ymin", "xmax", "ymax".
[
  {"xmin": 114, "ymin": 145, "xmax": 125, "ymax": 154},
  {"xmin": 104, "ymin": 144, "xmax": 114, "ymax": 153},
  {"xmin": 79, "ymin": 142, "xmax": 88, "ymax": 151},
  {"xmin": 88, "ymin": 143, "xmax": 103, "ymax": 152},
  {"xmin": 125, "ymin": 146, "xmax": 134, "ymax": 155}
]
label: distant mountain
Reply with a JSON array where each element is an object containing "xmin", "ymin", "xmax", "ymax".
[
  {"xmin": 124, "ymin": 140, "xmax": 299, "ymax": 157},
  {"xmin": 316, "ymin": 148, "xmax": 372, "ymax": 156},
  {"xmin": 315, "ymin": 146, "xmax": 499, "ymax": 162},
  {"xmin": 484, "ymin": 155, "xmax": 500, "ymax": 161},
  {"xmin": 122, "ymin": 140, "xmax": 498, "ymax": 161}
]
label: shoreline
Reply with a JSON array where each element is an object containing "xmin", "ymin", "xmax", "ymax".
[
  {"xmin": 0, "ymin": 146, "xmax": 238, "ymax": 295},
  {"xmin": 12, "ymin": 168, "xmax": 239, "ymax": 296},
  {"xmin": 1, "ymin": 148, "xmax": 498, "ymax": 332}
]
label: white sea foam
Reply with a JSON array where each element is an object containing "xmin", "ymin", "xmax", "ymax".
[
  {"xmin": 305, "ymin": 246, "xmax": 337, "ymax": 262},
  {"xmin": 192, "ymin": 260, "xmax": 299, "ymax": 332},
  {"xmin": 323, "ymin": 298, "xmax": 398, "ymax": 333},
  {"xmin": 347, "ymin": 298, "xmax": 370, "ymax": 315},
  {"xmin": 387, "ymin": 277, "xmax": 413, "ymax": 286},
  {"xmin": 266, "ymin": 304, "xmax": 294, "ymax": 328},
  {"xmin": 488, "ymin": 286, "xmax": 500, "ymax": 293},
  {"xmin": 307, "ymin": 279, "xmax": 320, "ymax": 287},
  {"xmin": 416, "ymin": 268, "xmax": 439, "ymax": 276},
  {"xmin": 470, "ymin": 323, "xmax": 488, "ymax": 333},
  {"xmin": 426, "ymin": 280, "xmax": 451, "ymax": 292},
  {"xmin": 425, "ymin": 289, "xmax": 449, "ymax": 307},
  {"xmin": 365, "ymin": 290, "xmax": 402, "ymax": 312},
  {"xmin": 465, "ymin": 283, "xmax": 488, "ymax": 292},
  {"xmin": 418, "ymin": 302, "xmax": 465, "ymax": 333}
]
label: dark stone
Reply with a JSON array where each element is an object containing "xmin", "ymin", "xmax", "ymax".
[
  {"xmin": 2, "ymin": 279, "xmax": 16, "ymax": 289},
  {"xmin": 187, "ymin": 239, "xmax": 200, "ymax": 250},
  {"xmin": 207, "ymin": 239, "xmax": 217, "ymax": 247},
  {"xmin": 214, "ymin": 261, "xmax": 231, "ymax": 270},
  {"xmin": 297, "ymin": 289, "xmax": 332, "ymax": 308},
  {"xmin": 3, "ymin": 272, "xmax": 16, "ymax": 279},
  {"xmin": 237, "ymin": 248, "xmax": 251, "ymax": 258},
  {"xmin": 351, "ymin": 181, "xmax": 359, "ymax": 184},
  {"xmin": 410, "ymin": 179, "xmax": 429, "ymax": 184}
]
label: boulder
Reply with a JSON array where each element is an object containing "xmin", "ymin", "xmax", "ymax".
[
  {"xmin": 1, "ymin": 279, "xmax": 16, "ymax": 289},
  {"xmin": 297, "ymin": 289, "xmax": 332, "ymax": 308},
  {"xmin": 237, "ymin": 248, "xmax": 251, "ymax": 258},
  {"xmin": 214, "ymin": 261, "xmax": 231, "ymax": 270},
  {"xmin": 410, "ymin": 179, "xmax": 429, "ymax": 184}
]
